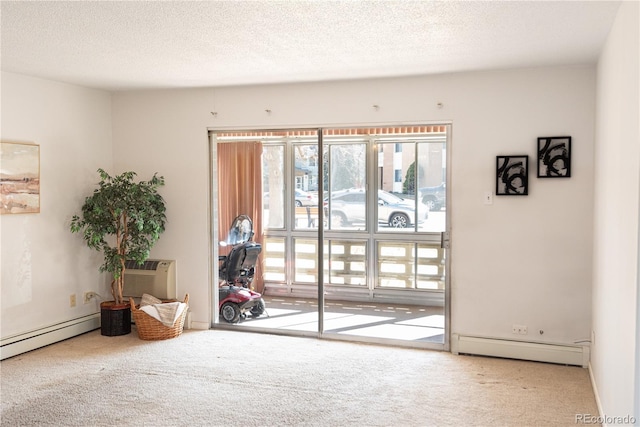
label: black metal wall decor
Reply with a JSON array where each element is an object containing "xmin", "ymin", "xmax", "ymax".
[
  {"xmin": 496, "ymin": 155, "xmax": 529, "ymax": 196},
  {"xmin": 537, "ymin": 136, "xmax": 571, "ymax": 178}
]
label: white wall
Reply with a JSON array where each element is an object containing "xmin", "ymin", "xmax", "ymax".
[
  {"xmin": 112, "ymin": 66, "xmax": 596, "ymax": 342},
  {"xmin": 593, "ymin": 0, "xmax": 640, "ymax": 421},
  {"xmin": 1, "ymin": 72, "xmax": 113, "ymax": 338}
]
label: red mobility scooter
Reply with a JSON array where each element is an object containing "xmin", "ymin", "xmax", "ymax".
[{"xmin": 218, "ymin": 215, "xmax": 266, "ymax": 323}]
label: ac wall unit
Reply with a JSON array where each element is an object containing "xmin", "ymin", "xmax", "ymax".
[{"xmin": 123, "ymin": 259, "xmax": 177, "ymax": 300}]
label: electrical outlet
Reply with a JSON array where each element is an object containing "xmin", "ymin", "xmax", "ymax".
[{"xmin": 69, "ymin": 294, "xmax": 77, "ymax": 307}]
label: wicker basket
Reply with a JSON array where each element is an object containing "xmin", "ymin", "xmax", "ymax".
[{"xmin": 130, "ymin": 294, "xmax": 189, "ymax": 341}]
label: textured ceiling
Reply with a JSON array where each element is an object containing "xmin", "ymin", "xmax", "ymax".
[{"xmin": 0, "ymin": 1, "xmax": 622, "ymax": 91}]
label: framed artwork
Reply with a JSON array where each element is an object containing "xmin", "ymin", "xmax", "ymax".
[
  {"xmin": 537, "ymin": 136, "xmax": 571, "ymax": 178},
  {"xmin": 0, "ymin": 141, "xmax": 40, "ymax": 214},
  {"xmin": 496, "ymin": 155, "xmax": 528, "ymax": 196}
]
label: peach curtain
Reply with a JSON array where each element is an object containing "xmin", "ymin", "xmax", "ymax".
[{"xmin": 217, "ymin": 141, "xmax": 264, "ymax": 291}]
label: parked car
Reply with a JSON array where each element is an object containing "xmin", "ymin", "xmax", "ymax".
[
  {"xmin": 420, "ymin": 183, "xmax": 446, "ymax": 211},
  {"xmin": 295, "ymin": 189, "xmax": 318, "ymax": 207},
  {"xmin": 327, "ymin": 189, "xmax": 428, "ymax": 228}
]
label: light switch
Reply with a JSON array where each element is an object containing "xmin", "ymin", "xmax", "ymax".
[{"xmin": 484, "ymin": 191, "xmax": 493, "ymax": 205}]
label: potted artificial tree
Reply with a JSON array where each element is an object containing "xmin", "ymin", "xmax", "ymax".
[{"xmin": 71, "ymin": 168, "xmax": 167, "ymax": 336}]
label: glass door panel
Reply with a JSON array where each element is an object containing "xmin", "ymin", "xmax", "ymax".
[
  {"xmin": 212, "ymin": 125, "xmax": 449, "ymax": 349},
  {"xmin": 321, "ymin": 128, "xmax": 447, "ymax": 346}
]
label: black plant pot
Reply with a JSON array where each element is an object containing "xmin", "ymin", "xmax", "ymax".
[{"xmin": 100, "ymin": 302, "xmax": 131, "ymax": 336}]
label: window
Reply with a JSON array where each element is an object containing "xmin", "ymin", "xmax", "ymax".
[{"xmin": 214, "ymin": 125, "xmax": 447, "ymax": 300}]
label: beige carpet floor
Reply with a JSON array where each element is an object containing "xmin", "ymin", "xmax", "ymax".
[{"xmin": 1, "ymin": 328, "xmax": 599, "ymax": 426}]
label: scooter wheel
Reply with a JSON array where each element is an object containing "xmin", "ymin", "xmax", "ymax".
[
  {"xmin": 250, "ymin": 298, "xmax": 266, "ymax": 317},
  {"xmin": 220, "ymin": 302, "xmax": 241, "ymax": 323}
]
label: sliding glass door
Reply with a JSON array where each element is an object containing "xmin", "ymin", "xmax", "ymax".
[{"xmin": 210, "ymin": 125, "xmax": 450, "ymax": 349}]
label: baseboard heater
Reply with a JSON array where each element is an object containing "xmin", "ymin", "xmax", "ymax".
[
  {"xmin": 451, "ymin": 334, "xmax": 589, "ymax": 368},
  {"xmin": 1, "ymin": 314, "xmax": 100, "ymax": 361}
]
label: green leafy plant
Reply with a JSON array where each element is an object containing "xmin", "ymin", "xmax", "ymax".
[{"xmin": 70, "ymin": 169, "xmax": 167, "ymax": 305}]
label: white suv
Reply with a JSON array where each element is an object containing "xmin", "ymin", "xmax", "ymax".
[{"xmin": 328, "ymin": 189, "xmax": 428, "ymax": 228}]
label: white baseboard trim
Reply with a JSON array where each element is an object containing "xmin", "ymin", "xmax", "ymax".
[
  {"xmin": 1, "ymin": 314, "xmax": 100, "ymax": 360},
  {"xmin": 588, "ymin": 362, "xmax": 604, "ymax": 418},
  {"xmin": 451, "ymin": 334, "xmax": 589, "ymax": 367},
  {"xmin": 189, "ymin": 321, "xmax": 210, "ymax": 330}
]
